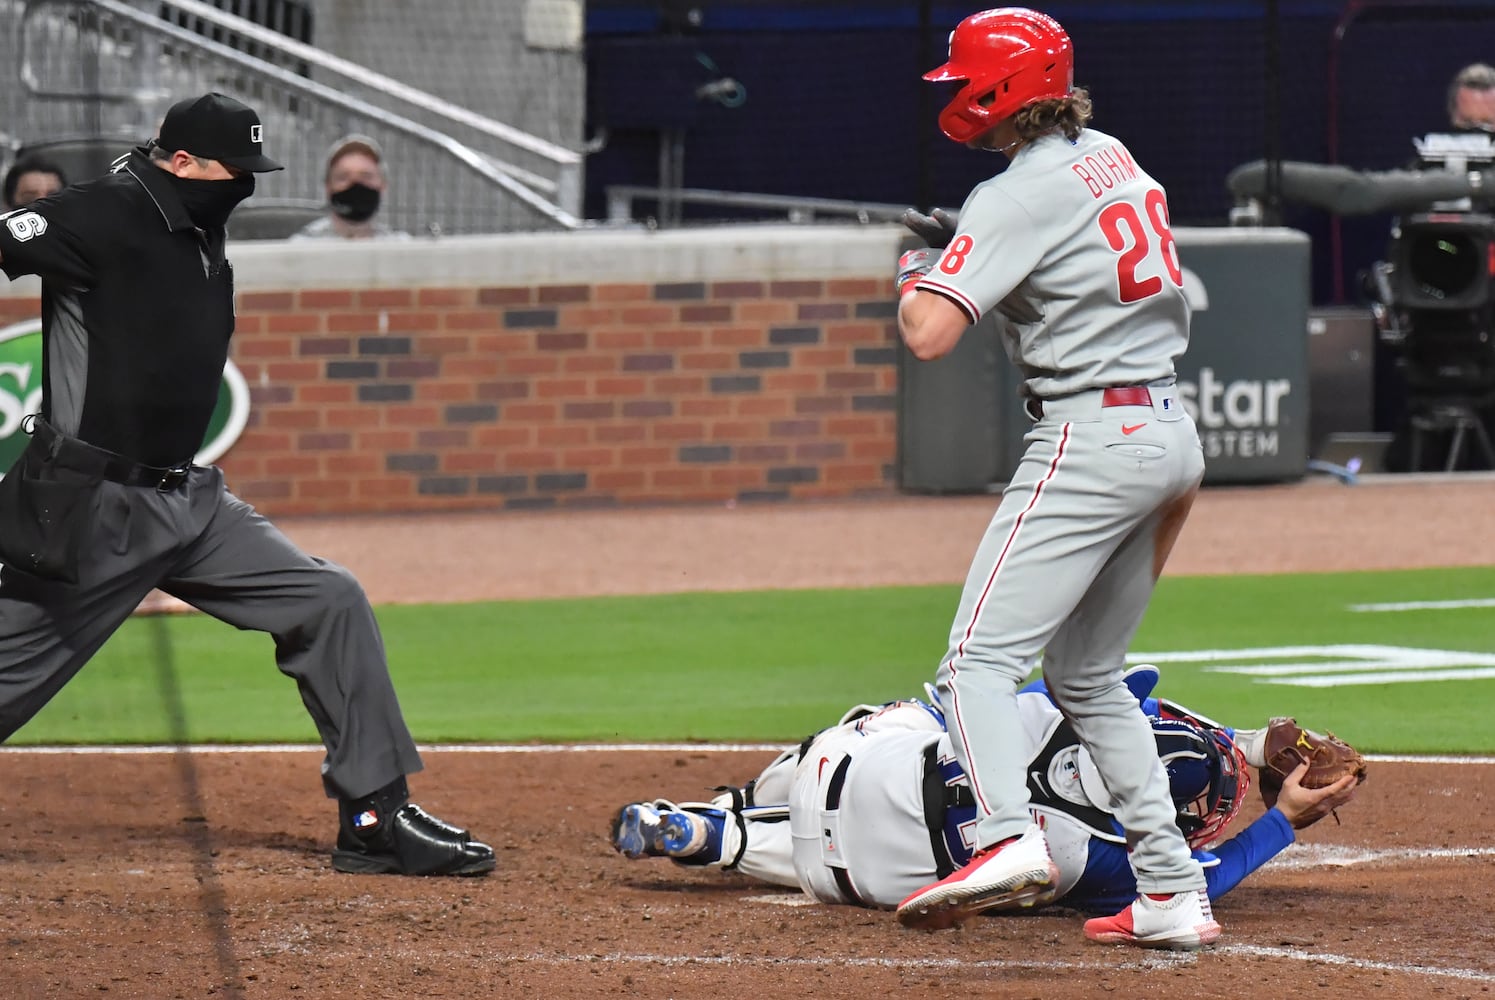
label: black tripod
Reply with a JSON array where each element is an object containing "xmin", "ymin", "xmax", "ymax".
[
  {"xmin": 1405, "ymin": 394, "xmax": 1495, "ymax": 472},
  {"xmin": 1389, "ymin": 283, "xmax": 1495, "ymax": 473}
]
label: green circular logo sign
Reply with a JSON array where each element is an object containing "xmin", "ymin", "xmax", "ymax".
[{"xmin": 0, "ymin": 318, "xmax": 250, "ymax": 473}]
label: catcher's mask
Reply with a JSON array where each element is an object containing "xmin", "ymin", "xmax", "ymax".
[
  {"xmin": 922, "ymin": 7, "xmax": 1074, "ymax": 144},
  {"xmin": 1151, "ymin": 716, "xmax": 1249, "ymax": 848}
]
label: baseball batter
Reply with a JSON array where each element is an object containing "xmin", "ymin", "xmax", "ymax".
[
  {"xmin": 892, "ymin": 8, "xmax": 1212, "ymax": 947},
  {"xmin": 608, "ymin": 670, "xmax": 1359, "ymax": 915}
]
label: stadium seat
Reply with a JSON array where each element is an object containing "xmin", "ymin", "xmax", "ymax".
[
  {"xmin": 227, "ymin": 200, "xmax": 326, "ymax": 240},
  {"xmin": 13, "ymin": 135, "xmax": 136, "ymax": 187}
]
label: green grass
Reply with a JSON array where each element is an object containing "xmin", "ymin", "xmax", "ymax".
[
  {"xmin": 1126, "ymin": 566, "xmax": 1495, "ymax": 753},
  {"xmin": 12, "ymin": 566, "xmax": 1495, "ymax": 752}
]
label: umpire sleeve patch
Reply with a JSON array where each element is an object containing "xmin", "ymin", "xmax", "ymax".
[{"xmin": 5, "ymin": 212, "xmax": 48, "ymax": 242}]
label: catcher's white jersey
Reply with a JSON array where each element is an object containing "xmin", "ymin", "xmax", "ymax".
[
  {"xmin": 722, "ymin": 691, "xmax": 1291, "ymax": 912},
  {"xmin": 914, "ymin": 128, "xmax": 1189, "ymax": 400},
  {"xmin": 778, "ymin": 696, "xmax": 1101, "ymax": 908}
]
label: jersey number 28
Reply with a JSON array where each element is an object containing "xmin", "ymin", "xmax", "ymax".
[{"xmin": 1098, "ymin": 189, "xmax": 1182, "ymax": 304}]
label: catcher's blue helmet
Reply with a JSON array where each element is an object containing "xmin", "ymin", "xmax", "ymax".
[{"xmin": 1151, "ymin": 716, "xmax": 1249, "ymax": 848}]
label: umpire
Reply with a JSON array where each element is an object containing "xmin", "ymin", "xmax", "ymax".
[{"xmin": 0, "ymin": 93, "xmax": 494, "ymax": 877}]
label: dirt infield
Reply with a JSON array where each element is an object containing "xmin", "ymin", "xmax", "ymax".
[
  {"xmin": 2, "ymin": 750, "xmax": 1492, "ymax": 998},
  {"xmin": 4, "ymin": 476, "xmax": 1495, "ymax": 998},
  {"xmin": 272, "ymin": 474, "xmax": 1495, "ymax": 604}
]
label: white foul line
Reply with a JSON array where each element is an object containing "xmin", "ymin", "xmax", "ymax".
[
  {"xmin": 0, "ymin": 742, "xmax": 794, "ymax": 755},
  {"xmin": 1268, "ymin": 843, "xmax": 1495, "ymax": 869},
  {"xmin": 1223, "ymin": 945, "xmax": 1495, "ymax": 983},
  {"xmin": 503, "ymin": 950, "xmax": 1199, "ymax": 973},
  {"xmin": 493, "ymin": 946, "xmax": 1495, "ymax": 983},
  {"xmin": 1349, "ymin": 598, "xmax": 1495, "ymax": 613},
  {"xmin": 1369, "ymin": 753, "xmax": 1495, "ymax": 763},
  {"xmin": 2, "ymin": 745, "xmax": 1495, "ymax": 763}
]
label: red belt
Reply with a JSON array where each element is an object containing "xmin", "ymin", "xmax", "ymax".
[
  {"xmin": 1100, "ymin": 386, "xmax": 1153, "ymax": 408},
  {"xmin": 1026, "ymin": 385, "xmax": 1156, "ymax": 420}
]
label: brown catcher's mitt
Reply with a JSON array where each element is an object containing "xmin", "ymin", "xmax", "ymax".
[{"xmin": 1259, "ymin": 717, "xmax": 1368, "ymax": 792}]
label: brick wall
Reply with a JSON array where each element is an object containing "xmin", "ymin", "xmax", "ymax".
[
  {"xmin": 228, "ymin": 278, "xmax": 901, "ymax": 514},
  {"xmin": 0, "ymin": 226, "xmax": 912, "ymax": 516}
]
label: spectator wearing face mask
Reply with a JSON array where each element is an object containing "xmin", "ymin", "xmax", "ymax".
[{"xmin": 291, "ymin": 134, "xmax": 409, "ymax": 241}]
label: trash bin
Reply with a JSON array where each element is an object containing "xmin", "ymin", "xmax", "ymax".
[
  {"xmin": 895, "ymin": 232, "xmax": 1029, "ymax": 493},
  {"xmin": 895, "ymin": 311, "xmax": 1012, "ymax": 494},
  {"xmin": 1175, "ymin": 227, "xmax": 1311, "ymax": 484}
]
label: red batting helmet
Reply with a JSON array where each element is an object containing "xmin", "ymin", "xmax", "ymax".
[{"xmin": 923, "ymin": 7, "xmax": 1074, "ymax": 144}]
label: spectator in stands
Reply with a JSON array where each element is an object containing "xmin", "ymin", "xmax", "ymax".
[
  {"xmin": 3, "ymin": 156, "xmax": 67, "ymax": 210},
  {"xmin": 292, "ymin": 134, "xmax": 409, "ymax": 241},
  {"xmin": 1448, "ymin": 63, "xmax": 1495, "ymax": 132}
]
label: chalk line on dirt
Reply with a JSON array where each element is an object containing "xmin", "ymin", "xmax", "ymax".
[
  {"xmin": 494, "ymin": 947, "xmax": 1495, "ymax": 982},
  {"xmin": 2, "ymin": 745, "xmax": 1493, "ymax": 762}
]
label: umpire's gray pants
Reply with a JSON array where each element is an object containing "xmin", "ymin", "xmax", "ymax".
[{"xmin": 0, "ymin": 465, "xmax": 421, "ymax": 800}]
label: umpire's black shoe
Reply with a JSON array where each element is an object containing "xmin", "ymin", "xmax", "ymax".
[{"xmin": 332, "ymin": 803, "xmax": 496, "ymax": 876}]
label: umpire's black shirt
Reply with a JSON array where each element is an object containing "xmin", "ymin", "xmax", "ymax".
[{"xmin": 0, "ymin": 149, "xmax": 235, "ymax": 467}]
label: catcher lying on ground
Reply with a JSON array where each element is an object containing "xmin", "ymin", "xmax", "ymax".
[{"xmin": 609, "ymin": 666, "xmax": 1364, "ymax": 938}]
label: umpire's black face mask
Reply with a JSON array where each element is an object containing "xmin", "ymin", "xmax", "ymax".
[{"xmin": 164, "ymin": 171, "xmax": 256, "ymax": 230}]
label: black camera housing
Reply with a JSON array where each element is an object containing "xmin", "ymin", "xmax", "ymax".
[
  {"xmin": 1391, "ymin": 212, "xmax": 1494, "ymax": 311},
  {"xmin": 1382, "ymin": 212, "xmax": 1495, "ymax": 394},
  {"xmin": 1373, "ymin": 209, "xmax": 1495, "ymax": 469}
]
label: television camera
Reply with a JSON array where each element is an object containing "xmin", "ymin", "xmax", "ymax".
[
  {"xmin": 1364, "ymin": 132, "xmax": 1495, "ymax": 472},
  {"xmin": 1227, "ymin": 132, "xmax": 1495, "ymax": 471}
]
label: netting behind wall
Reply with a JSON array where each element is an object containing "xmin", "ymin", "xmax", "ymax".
[
  {"xmin": 583, "ymin": 5, "xmax": 1319, "ymax": 230},
  {"xmin": 1328, "ymin": 1, "xmax": 1495, "ymax": 301}
]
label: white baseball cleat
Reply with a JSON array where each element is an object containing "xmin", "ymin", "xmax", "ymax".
[
  {"xmin": 1083, "ymin": 888, "xmax": 1222, "ymax": 950},
  {"xmin": 896, "ymin": 823, "xmax": 1059, "ymax": 930}
]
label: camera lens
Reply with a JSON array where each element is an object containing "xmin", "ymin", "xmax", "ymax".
[{"xmin": 1408, "ymin": 230, "xmax": 1482, "ymax": 300}]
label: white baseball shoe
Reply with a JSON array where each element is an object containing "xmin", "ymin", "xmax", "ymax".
[
  {"xmin": 896, "ymin": 823, "xmax": 1058, "ymax": 930},
  {"xmin": 1083, "ymin": 888, "xmax": 1222, "ymax": 950}
]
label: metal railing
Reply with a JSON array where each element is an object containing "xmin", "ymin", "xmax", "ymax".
[
  {"xmin": 1, "ymin": 0, "xmax": 582, "ymax": 233},
  {"xmin": 606, "ymin": 185, "xmax": 913, "ymax": 228}
]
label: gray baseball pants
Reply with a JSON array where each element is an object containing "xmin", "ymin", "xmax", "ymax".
[
  {"xmin": 936, "ymin": 385, "xmax": 1206, "ymax": 894},
  {"xmin": 0, "ymin": 464, "xmax": 421, "ymax": 800}
]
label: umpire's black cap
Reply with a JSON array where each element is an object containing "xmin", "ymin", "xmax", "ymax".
[{"xmin": 155, "ymin": 93, "xmax": 285, "ymax": 173}]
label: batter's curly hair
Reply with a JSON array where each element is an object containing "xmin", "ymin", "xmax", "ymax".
[{"xmin": 1014, "ymin": 88, "xmax": 1094, "ymax": 142}]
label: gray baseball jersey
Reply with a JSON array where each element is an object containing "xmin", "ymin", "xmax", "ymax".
[
  {"xmin": 915, "ymin": 128, "xmax": 1189, "ymax": 400},
  {"xmin": 907, "ymin": 127, "xmax": 1208, "ymax": 896}
]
